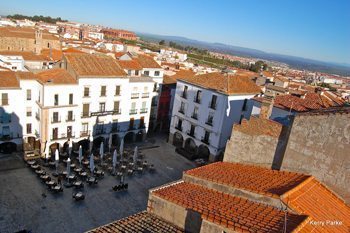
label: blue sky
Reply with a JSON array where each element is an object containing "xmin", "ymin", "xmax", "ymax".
[{"xmin": 1, "ymin": 0, "xmax": 349, "ymax": 64}]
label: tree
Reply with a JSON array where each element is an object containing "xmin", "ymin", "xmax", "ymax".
[{"xmin": 159, "ymin": 40, "xmax": 165, "ymax": 46}]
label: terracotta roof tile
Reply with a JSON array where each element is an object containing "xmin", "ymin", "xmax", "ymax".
[
  {"xmin": 87, "ymin": 211, "xmax": 184, "ymax": 233},
  {"xmin": 136, "ymin": 54, "xmax": 161, "ymax": 69},
  {"xmin": 254, "ymin": 93, "xmax": 345, "ymax": 112},
  {"xmin": 0, "ymin": 51, "xmax": 49, "ymax": 61},
  {"xmin": 179, "ymin": 72, "xmax": 261, "ymax": 95},
  {"xmin": 163, "ymin": 69, "xmax": 195, "ymax": 84},
  {"xmin": 185, "ymin": 162, "xmax": 310, "ymax": 197},
  {"xmin": 64, "ymin": 53, "xmax": 127, "ymax": 77},
  {"xmin": 0, "ymin": 71, "xmax": 20, "ymax": 88},
  {"xmin": 117, "ymin": 59, "xmax": 143, "ymax": 70},
  {"xmin": 40, "ymin": 49, "xmax": 63, "ymax": 61},
  {"xmin": 234, "ymin": 116, "xmax": 283, "ymax": 138},
  {"xmin": 282, "ymin": 177, "xmax": 350, "ymax": 232},
  {"xmin": 153, "ymin": 181, "xmax": 307, "ymax": 232},
  {"xmin": 35, "ymin": 68, "xmax": 77, "ymax": 85},
  {"xmin": 63, "ymin": 47, "xmax": 86, "ymax": 54}
]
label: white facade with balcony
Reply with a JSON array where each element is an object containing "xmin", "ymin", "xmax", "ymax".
[{"xmin": 169, "ymin": 80, "xmax": 257, "ymax": 161}]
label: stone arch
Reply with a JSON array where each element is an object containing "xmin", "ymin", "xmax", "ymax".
[
  {"xmin": 93, "ymin": 136, "xmax": 104, "ymax": 151},
  {"xmin": 173, "ymin": 132, "xmax": 183, "ymax": 148},
  {"xmin": 0, "ymin": 142, "xmax": 17, "ymax": 153},
  {"xmin": 197, "ymin": 144, "xmax": 210, "ymax": 160},
  {"xmin": 124, "ymin": 132, "xmax": 135, "ymax": 144},
  {"xmin": 136, "ymin": 130, "xmax": 145, "ymax": 142},
  {"xmin": 184, "ymin": 137, "xmax": 197, "ymax": 154},
  {"xmin": 77, "ymin": 139, "xmax": 89, "ymax": 154}
]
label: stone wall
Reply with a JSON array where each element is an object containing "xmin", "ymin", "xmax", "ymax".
[
  {"xmin": 224, "ymin": 117, "xmax": 284, "ymax": 168},
  {"xmin": 281, "ymin": 111, "xmax": 350, "ymax": 203}
]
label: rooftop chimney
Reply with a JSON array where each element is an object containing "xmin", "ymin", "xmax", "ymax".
[{"xmin": 260, "ymin": 92, "xmax": 275, "ymax": 119}]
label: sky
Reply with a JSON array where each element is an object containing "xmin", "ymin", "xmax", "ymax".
[{"xmin": 1, "ymin": 0, "xmax": 349, "ymax": 64}]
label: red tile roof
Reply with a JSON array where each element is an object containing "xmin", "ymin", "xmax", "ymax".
[
  {"xmin": 0, "ymin": 71, "xmax": 20, "ymax": 88},
  {"xmin": 35, "ymin": 68, "xmax": 77, "ymax": 85},
  {"xmin": 153, "ymin": 181, "xmax": 307, "ymax": 232},
  {"xmin": 282, "ymin": 177, "xmax": 350, "ymax": 233},
  {"xmin": 163, "ymin": 69, "xmax": 195, "ymax": 84},
  {"xmin": 64, "ymin": 53, "xmax": 127, "ymax": 77},
  {"xmin": 0, "ymin": 27, "xmax": 59, "ymax": 40},
  {"xmin": 254, "ymin": 93, "xmax": 345, "ymax": 112},
  {"xmin": 234, "ymin": 116, "xmax": 283, "ymax": 138},
  {"xmin": 63, "ymin": 47, "xmax": 86, "ymax": 54},
  {"xmin": 87, "ymin": 211, "xmax": 184, "ymax": 233},
  {"xmin": 179, "ymin": 72, "xmax": 261, "ymax": 95},
  {"xmin": 136, "ymin": 54, "xmax": 161, "ymax": 69},
  {"xmin": 40, "ymin": 49, "xmax": 63, "ymax": 61},
  {"xmin": 117, "ymin": 59, "xmax": 143, "ymax": 70},
  {"xmin": 185, "ymin": 162, "xmax": 310, "ymax": 197},
  {"xmin": 0, "ymin": 51, "xmax": 49, "ymax": 61}
]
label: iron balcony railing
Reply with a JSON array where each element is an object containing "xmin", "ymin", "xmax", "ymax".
[
  {"xmin": 66, "ymin": 115, "xmax": 75, "ymax": 122},
  {"xmin": 142, "ymin": 93, "xmax": 150, "ymax": 98},
  {"xmin": 80, "ymin": 130, "xmax": 90, "ymax": 137},
  {"xmin": 129, "ymin": 109, "xmax": 138, "ymax": 115},
  {"xmin": 140, "ymin": 108, "xmax": 148, "ymax": 113},
  {"xmin": 51, "ymin": 117, "xmax": 61, "ymax": 124},
  {"xmin": 131, "ymin": 93, "xmax": 139, "ymax": 99}
]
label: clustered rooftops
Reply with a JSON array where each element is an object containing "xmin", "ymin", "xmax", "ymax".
[{"xmin": 0, "ymin": 26, "xmax": 59, "ymax": 41}]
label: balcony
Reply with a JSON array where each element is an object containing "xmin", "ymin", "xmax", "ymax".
[
  {"xmin": 80, "ymin": 130, "xmax": 90, "ymax": 137},
  {"xmin": 51, "ymin": 133, "xmax": 75, "ymax": 140},
  {"xmin": 209, "ymin": 102, "xmax": 217, "ymax": 110},
  {"xmin": 175, "ymin": 125, "xmax": 182, "ymax": 131},
  {"xmin": 129, "ymin": 109, "xmax": 138, "ymax": 115},
  {"xmin": 140, "ymin": 108, "xmax": 148, "ymax": 114},
  {"xmin": 142, "ymin": 93, "xmax": 150, "ymax": 98},
  {"xmin": 194, "ymin": 97, "xmax": 201, "ymax": 104},
  {"xmin": 187, "ymin": 130, "xmax": 195, "ymax": 138},
  {"xmin": 191, "ymin": 113, "xmax": 198, "ymax": 120},
  {"xmin": 131, "ymin": 93, "xmax": 139, "ymax": 99},
  {"xmin": 178, "ymin": 108, "xmax": 185, "ymax": 114},
  {"xmin": 205, "ymin": 118, "xmax": 213, "ymax": 126},
  {"xmin": 51, "ymin": 117, "xmax": 61, "ymax": 124},
  {"xmin": 181, "ymin": 92, "xmax": 187, "ymax": 99},
  {"xmin": 112, "ymin": 109, "xmax": 121, "ymax": 115},
  {"xmin": 81, "ymin": 112, "xmax": 91, "ymax": 118},
  {"xmin": 201, "ymin": 137, "xmax": 210, "ymax": 145},
  {"xmin": 66, "ymin": 116, "xmax": 75, "ymax": 122}
]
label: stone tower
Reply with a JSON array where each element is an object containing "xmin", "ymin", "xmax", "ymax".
[{"xmin": 34, "ymin": 30, "xmax": 43, "ymax": 54}]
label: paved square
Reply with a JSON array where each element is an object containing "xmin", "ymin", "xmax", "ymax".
[{"xmin": 0, "ymin": 136, "xmax": 195, "ymax": 233}]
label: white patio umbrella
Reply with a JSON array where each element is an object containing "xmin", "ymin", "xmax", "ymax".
[
  {"xmin": 108, "ymin": 134, "xmax": 113, "ymax": 152},
  {"xmin": 55, "ymin": 149, "xmax": 59, "ymax": 174},
  {"xmin": 100, "ymin": 142, "xmax": 104, "ymax": 161},
  {"xmin": 89, "ymin": 154, "xmax": 95, "ymax": 174},
  {"xmin": 78, "ymin": 145, "xmax": 83, "ymax": 166},
  {"xmin": 68, "ymin": 139, "xmax": 73, "ymax": 157},
  {"xmin": 112, "ymin": 149, "xmax": 117, "ymax": 174},
  {"xmin": 119, "ymin": 138, "xmax": 124, "ymax": 161},
  {"xmin": 133, "ymin": 146, "xmax": 138, "ymax": 164},
  {"xmin": 67, "ymin": 157, "xmax": 71, "ymax": 176},
  {"xmin": 89, "ymin": 135, "xmax": 93, "ymax": 153}
]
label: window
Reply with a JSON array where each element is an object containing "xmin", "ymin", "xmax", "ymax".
[
  {"xmin": 176, "ymin": 119, "xmax": 182, "ymax": 130},
  {"xmin": 155, "ymin": 71, "xmax": 160, "ymax": 76},
  {"xmin": 67, "ymin": 111, "xmax": 73, "ymax": 121},
  {"xmin": 131, "ymin": 102, "xmax": 136, "ymax": 110},
  {"xmin": 203, "ymin": 131, "xmax": 210, "ymax": 144},
  {"xmin": 52, "ymin": 128, "xmax": 58, "ymax": 140},
  {"xmin": 128, "ymin": 70, "xmax": 132, "ymax": 75},
  {"xmin": 189, "ymin": 124, "xmax": 195, "ymax": 136},
  {"xmin": 82, "ymin": 103, "xmax": 90, "ymax": 117},
  {"xmin": 2, "ymin": 126, "xmax": 10, "ymax": 136},
  {"xmin": 153, "ymin": 83, "xmax": 158, "ymax": 92},
  {"xmin": 82, "ymin": 123, "xmax": 88, "ymax": 132},
  {"xmin": 144, "ymin": 86, "xmax": 148, "ymax": 92},
  {"xmin": 54, "ymin": 94, "xmax": 59, "ymax": 106},
  {"xmin": 192, "ymin": 107, "xmax": 198, "ymax": 119},
  {"xmin": 53, "ymin": 112, "xmax": 59, "ymax": 122},
  {"xmin": 69, "ymin": 94, "xmax": 73, "ymax": 105},
  {"xmin": 99, "ymin": 102, "xmax": 106, "ymax": 112},
  {"xmin": 114, "ymin": 101, "xmax": 120, "ymax": 111},
  {"xmin": 47, "ymin": 42, "xmax": 50, "ymax": 48},
  {"xmin": 1, "ymin": 93, "xmax": 8, "ymax": 106},
  {"xmin": 115, "ymin": 86, "xmax": 121, "ymax": 95},
  {"xmin": 195, "ymin": 90, "xmax": 201, "ymax": 103},
  {"xmin": 27, "ymin": 89, "xmax": 32, "ymax": 100},
  {"xmin": 83, "ymin": 87, "xmax": 89, "ymax": 97},
  {"xmin": 67, "ymin": 126, "xmax": 72, "ymax": 138},
  {"xmin": 144, "ymin": 71, "xmax": 150, "ymax": 76},
  {"xmin": 135, "ymin": 70, "xmax": 139, "ymax": 76},
  {"xmin": 182, "ymin": 85, "xmax": 188, "ymax": 98},
  {"xmin": 179, "ymin": 102, "xmax": 185, "ymax": 113},
  {"xmin": 210, "ymin": 95, "xmax": 217, "ymax": 109},
  {"xmin": 12, "ymin": 66, "xmax": 17, "ymax": 70},
  {"xmin": 101, "ymin": 86, "xmax": 106, "ymax": 96},
  {"xmin": 206, "ymin": 112, "xmax": 214, "ymax": 125},
  {"xmin": 26, "ymin": 107, "xmax": 32, "ymax": 117},
  {"xmin": 26, "ymin": 123, "xmax": 32, "ymax": 134}
]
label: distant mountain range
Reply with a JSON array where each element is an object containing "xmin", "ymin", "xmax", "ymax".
[{"xmin": 138, "ymin": 33, "xmax": 350, "ymax": 76}]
